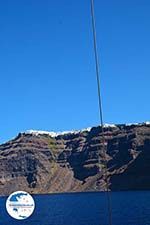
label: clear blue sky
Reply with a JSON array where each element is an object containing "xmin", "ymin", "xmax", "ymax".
[{"xmin": 0, "ymin": 0, "xmax": 150, "ymax": 143}]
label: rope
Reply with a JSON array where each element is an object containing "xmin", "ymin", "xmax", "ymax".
[{"xmin": 90, "ymin": 0, "xmax": 113, "ymax": 225}]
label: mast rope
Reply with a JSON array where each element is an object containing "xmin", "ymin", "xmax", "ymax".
[{"xmin": 90, "ymin": 0, "xmax": 113, "ymax": 224}]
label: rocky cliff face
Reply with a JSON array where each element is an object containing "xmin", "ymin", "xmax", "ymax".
[{"xmin": 0, "ymin": 123, "xmax": 150, "ymax": 195}]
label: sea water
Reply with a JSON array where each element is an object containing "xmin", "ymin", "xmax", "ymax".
[{"xmin": 0, "ymin": 191, "xmax": 150, "ymax": 225}]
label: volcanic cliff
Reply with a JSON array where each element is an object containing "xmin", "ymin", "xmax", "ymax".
[{"xmin": 0, "ymin": 122, "xmax": 150, "ymax": 195}]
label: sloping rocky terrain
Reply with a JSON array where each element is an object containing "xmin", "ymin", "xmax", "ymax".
[{"xmin": 0, "ymin": 122, "xmax": 150, "ymax": 195}]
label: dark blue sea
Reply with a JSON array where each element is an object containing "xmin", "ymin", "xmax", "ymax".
[{"xmin": 0, "ymin": 191, "xmax": 150, "ymax": 225}]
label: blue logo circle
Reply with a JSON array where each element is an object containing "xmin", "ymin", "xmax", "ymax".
[{"xmin": 6, "ymin": 191, "xmax": 35, "ymax": 220}]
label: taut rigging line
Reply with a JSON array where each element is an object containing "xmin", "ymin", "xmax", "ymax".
[{"xmin": 90, "ymin": 0, "xmax": 113, "ymax": 225}]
